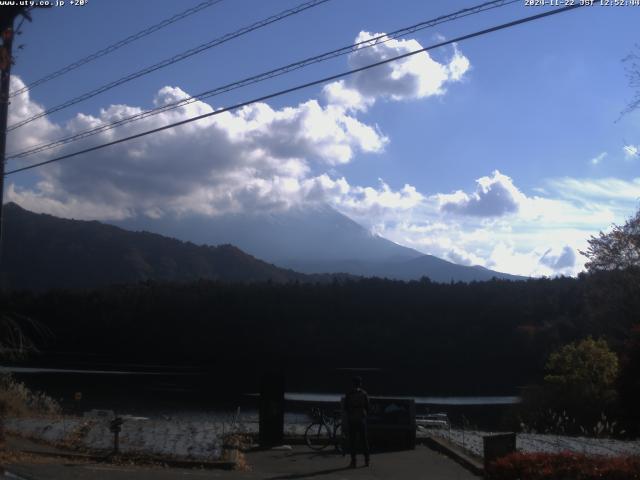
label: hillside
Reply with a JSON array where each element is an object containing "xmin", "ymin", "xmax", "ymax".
[{"xmin": 0, "ymin": 203, "xmax": 319, "ymax": 290}]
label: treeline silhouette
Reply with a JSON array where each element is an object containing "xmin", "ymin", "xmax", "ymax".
[{"xmin": 3, "ymin": 270, "xmax": 636, "ymax": 396}]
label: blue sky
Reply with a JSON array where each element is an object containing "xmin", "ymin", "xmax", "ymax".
[{"xmin": 5, "ymin": 0, "xmax": 640, "ymax": 276}]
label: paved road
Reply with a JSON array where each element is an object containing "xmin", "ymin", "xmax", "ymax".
[{"xmin": 6, "ymin": 446, "xmax": 479, "ymax": 479}]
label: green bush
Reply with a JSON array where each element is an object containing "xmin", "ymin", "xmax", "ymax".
[{"xmin": 516, "ymin": 338, "xmax": 621, "ymax": 435}]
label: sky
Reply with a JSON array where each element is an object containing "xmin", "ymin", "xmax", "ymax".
[{"xmin": 4, "ymin": 0, "xmax": 640, "ymax": 277}]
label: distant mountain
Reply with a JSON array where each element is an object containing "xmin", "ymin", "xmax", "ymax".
[
  {"xmin": 116, "ymin": 204, "xmax": 422, "ymax": 264},
  {"xmin": 115, "ymin": 204, "xmax": 525, "ymax": 282},
  {"xmin": 0, "ymin": 203, "xmax": 329, "ymax": 290}
]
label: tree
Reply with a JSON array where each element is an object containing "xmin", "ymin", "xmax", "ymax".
[
  {"xmin": 581, "ymin": 208, "xmax": 640, "ymax": 272},
  {"xmin": 580, "ymin": 209, "xmax": 640, "ymax": 429},
  {"xmin": 543, "ymin": 337, "xmax": 619, "ymax": 430},
  {"xmin": 580, "ymin": 208, "xmax": 640, "ymax": 342},
  {"xmin": 621, "ymin": 45, "xmax": 640, "ymax": 118},
  {"xmin": 618, "ymin": 325, "xmax": 640, "ymax": 437},
  {"xmin": 544, "ymin": 337, "xmax": 619, "ymax": 401}
]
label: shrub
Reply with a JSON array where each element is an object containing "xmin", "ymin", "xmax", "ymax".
[
  {"xmin": 488, "ymin": 452, "xmax": 640, "ymax": 480},
  {"xmin": 515, "ymin": 338, "xmax": 621, "ymax": 435},
  {"xmin": 544, "ymin": 337, "xmax": 619, "ymax": 409}
]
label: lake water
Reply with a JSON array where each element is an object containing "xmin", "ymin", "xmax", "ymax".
[
  {"xmin": 253, "ymin": 392, "xmax": 520, "ymax": 405},
  {"xmin": 1, "ymin": 366, "xmax": 520, "ymax": 403},
  {"xmin": 1, "ymin": 364, "xmax": 520, "ymax": 425}
]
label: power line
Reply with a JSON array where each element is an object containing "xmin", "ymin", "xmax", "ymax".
[
  {"xmin": 9, "ymin": 0, "xmax": 225, "ymax": 98},
  {"xmin": 7, "ymin": 0, "xmax": 519, "ymax": 161},
  {"xmin": 6, "ymin": 0, "xmax": 332, "ymax": 132},
  {"xmin": 5, "ymin": 4, "xmax": 584, "ymax": 177}
]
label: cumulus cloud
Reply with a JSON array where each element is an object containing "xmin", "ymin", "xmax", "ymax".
[
  {"xmin": 437, "ymin": 170, "xmax": 525, "ymax": 217},
  {"xmin": 346, "ymin": 32, "xmax": 469, "ymax": 101},
  {"xmin": 482, "ymin": 244, "xmax": 577, "ymax": 277},
  {"xmin": 336, "ymin": 180, "xmax": 424, "ymax": 217},
  {"xmin": 446, "ymin": 45, "xmax": 471, "ymax": 81},
  {"xmin": 6, "ymin": 27, "xmax": 470, "ymax": 223},
  {"xmin": 539, "ymin": 245, "xmax": 577, "ymax": 271},
  {"xmin": 322, "ymin": 81, "xmax": 373, "ymax": 112},
  {"xmin": 6, "ymin": 83, "xmax": 393, "ymax": 220},
  {"xmin": 445, "ymin": 246, "xmax": 485, "ymax": 267},
  {"xmin": 323, "ymin": 32, "xmax": 470, "ymax": 112},
  {"xmin": 237, "ymin": 100, "xmax": 388, "ymax": 166},
  {"xmin": 359, "ymin": 170, "xmax": 640, "ymax": 277},
  {"xmin": 6, "ymin": 27, "xmax": 471, "ymax": 222},
  {"xmin": 7, "ymin": 181, "xmax": 134, "ymax": 221},
  {"xmin": 7, "ymin": 77, "xmax": 60, "ymax": 154}
]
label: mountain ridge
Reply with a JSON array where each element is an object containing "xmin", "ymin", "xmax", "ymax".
[
  {"xmin": 115, "ymin": 204, "xmax": 525, "ymax": 282},
  {"xmin": 0, "ymin": 202, "xmax": 524, "ymax": 290},
  {"xmin": 0, "ymin": 203, "xmax": 336, "ymax": 290}
]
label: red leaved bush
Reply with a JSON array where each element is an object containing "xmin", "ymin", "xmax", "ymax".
[{"xmin": 487, "ymin": 452, "xmax": 640, "ymax": 480}]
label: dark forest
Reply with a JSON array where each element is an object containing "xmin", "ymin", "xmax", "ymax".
[{"xmin": 3, "ymin": 269, "xmax": 637, "ymax": 397}]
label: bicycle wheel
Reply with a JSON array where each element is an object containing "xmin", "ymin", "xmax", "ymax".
[{"xmin": 305, "ymin": 422, "xmax": 332, "ymax": 450}]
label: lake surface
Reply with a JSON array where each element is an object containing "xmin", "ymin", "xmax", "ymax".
[
  {"xmin": 2, "ymin": 365, "xmax": 520, "ymax": 405},
  {"xmin": 259, "ymin": 392, "xmax": 520, "ymax": 405},
  {"xmin": 2, "ymin": 365, "xmax": 521, "ymax": 429}
]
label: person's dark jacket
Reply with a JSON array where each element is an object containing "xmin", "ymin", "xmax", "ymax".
[{"xmin": 344, "ymin": 387, "xmax": 369, "ymax": 423}]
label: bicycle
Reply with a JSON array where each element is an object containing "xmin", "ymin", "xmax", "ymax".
[{"xmin": 304, "ymin": 407, "xmax": 345, "ymax": 453}]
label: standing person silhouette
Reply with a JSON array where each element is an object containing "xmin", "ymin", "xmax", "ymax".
[{"xmin": 344, "ymin": 376, "xmax": 370, "ymax": 468}]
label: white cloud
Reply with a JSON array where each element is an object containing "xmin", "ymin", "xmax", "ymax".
[
  {"xmin": 6, "ymin": 77, "xmax": 60, "ymax": 155},
  {"xmin": 336, "ymin": 180, "xmax": 424, "ymax": 217},
  {"xmin": 437, "ymin": 170, "xmax": 525, "ymax": 217},
  {"xmin": 5, "ymin": 29, "xmax": 468, "ymax": 222},
  {"xmin": 7, "ymin": 181, "xmax": 133, "ymax": 221},
  {"xmin": 482, "ymin": 244, "xmax": 577, "ymax": 278},
  {"xmin": 624, "ymin": 144, "xmax": 638, "ymax": 159},
  {"xmin": 322, "ymin": 81, "xmax": 373, "ymax": 113},
  {"xmin": 445, "ymin": 246, "xmax": 485, "ymax": 267},
  {"xmin": 346, "ymin": 31, "xmax": 469, "ymax": 101},
  {"xmin": 590, "ymin": 151, "xmax": 607, "ymax": 165},
  {"xmin": 323, "ymin": 31, "xmax": 470, "ymax": 112},
  {"xmin": 6, "ymin": 83, "xmax": 393, "ymax": 219},
  {"xmin": 545, "ymin": 177, "xmax": 640, "ymax": 204},
  {"xmin": 446, "ymin": 44, "xmax": 470, "ymax": 82},
  {"xmin": 539, "ymin": 245, "xmax": 577, "ymax": 272},
  {"xmin": 350, "ymin": 171, "xmax": 640, "ymax": 277},
  {"xmin": 486, "ymin": 243, "xmax": 561, "ymax": 277}
]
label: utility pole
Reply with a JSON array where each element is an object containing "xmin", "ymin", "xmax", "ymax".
[
  {"xmin": 0, "ymin": 6, "xmax": 41, "ymax": 271},
  {"xmin": 0, "ymin": 7, "xmax": 23, "ymax": 260},
  {"xmin": 0, "ymin": 11, "xmax": 16, "ymax": 251}
]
